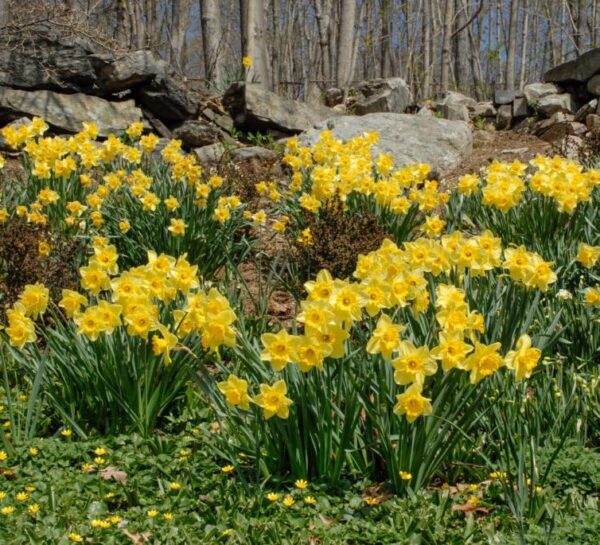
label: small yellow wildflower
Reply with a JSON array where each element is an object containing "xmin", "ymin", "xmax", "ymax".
[{"xmin": 282, "ymin": 495, "xmax": 295, "ymax": 506}]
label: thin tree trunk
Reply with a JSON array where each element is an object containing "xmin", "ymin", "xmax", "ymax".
[
  {"xmin": 422, "ymin": 0, "xmax": 431, "ymax": 98},
  {"xmin": 200, "ymin": 0, "xmax": 224, "ymax": 86},
  {"xmin": 505, "ymin": 0, "xmax": 518, "ymax": 90},
  {"xmin": 241, "ymin": 0, "xmax": 271, "ymax": 90},
  {"xmin": 519, "ymin": 1, "xmax": 529, "ymax": 89},
  {"xmin": 336, "ymin": 0, "xmax": 356, "ymax": 88},
  {"xmin": 440, "ymin": 0, "xmax": 453, "ymax": 94}
]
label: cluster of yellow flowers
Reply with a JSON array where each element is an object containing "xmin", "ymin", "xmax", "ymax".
[
  {"xmin": 280, "ymin": 131, "xmax": 444, "ymax": 213},
  {"xmin": 0, "ymin": 118, "xmax": 242, "ymax": 236},
  {"xmin": 218, "ymin": 230, "xmax": 548, "ymax": 423},
  {"xmin": 458, "ymin": 156, "xmax": 600, "ymax": 214},
  {"xmin": 4, "ymin": 238, "xmax": 237, "ymax": 360}
]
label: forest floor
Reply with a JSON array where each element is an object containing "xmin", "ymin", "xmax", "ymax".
[{"xmin": 446, "ymin": 128, "xmax": 554, "ymax": 183}]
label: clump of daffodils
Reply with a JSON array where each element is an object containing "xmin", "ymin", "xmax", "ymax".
[
  {"xmin": 219, "ymin": 231, "xmax": 548, "ymax": 423},
  {"xmin": 3, "ymin": 240, "xmax": 237, "ymax": 360}
]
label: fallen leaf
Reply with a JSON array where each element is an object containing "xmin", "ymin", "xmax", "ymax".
[
  {"xmin": 123, "ymin": 530, "xmax": 152, "ymax": 544},
  {"xmin": 99, "ymin": 466, "xmax": 128, "ymax": 484}
]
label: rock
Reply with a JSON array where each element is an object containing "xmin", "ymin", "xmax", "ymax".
[
  {"xmin": 512, "ymin": 117, "xmax": 536, "ymax": 133},
  {"xmin": 494, "ymin": 89, "xmax": 516, "ymax": 105},
  {"xmin": 324, "ymin": 87, "xmax": 344, "ymax": 107},
  {"xmin": 417, "ymin": 106, "xmax": 433, "ymax": 116},
  {"xmin": 194, "ymin": 142, "xmax": 225, "ymax": 163},
  {"xmin": 574, "ymin": 99, "xmax": 598, "ymax": 121},
  {"xmin": 570, "ymin": 121, "xmax": 588, "ymax": 136},
  {"xmin": 230, "ymin": 146, "xmax": 280, "ymax": 161},
  {"xmin": 563, "ymin": 135, "xmax": 584, "ymax": 158},
  {"xmin": 0, "ymin": 34, "xmax": 102, "ymax": 94},
  {"xmin": 354, "ymin": 78, "xmax": 411, "ymax": 115},
  {"xmin": 533, "ymin": 112, "xmax": 573, "ymax": 135},
  {"xmin": 143, "ymin": 109, "xmax": 172, "ymax": 138},
  {"xmin": 496, "ymin": 104, "xmax": 512, "ymax": 129},
  {"xmin": 471, "ymin": 101, "xmax": 496, "ymax": 118},
  {"xmin": 298, "ymin": 113, "xmax": 472, "ymax": 177},
  {"xmin": 537, "ymin": 119, "xmax": 584, "ymax": 144},
  {"xmin": 544, "ymin": 47, "xmax": 600, "ymax": 83},
  {"xmin": 537, "ymin": 93, "xmax": 575, "ymax": 116},
  {"xmin": 223, "ymin": 82, "xmax": 336, "ymax": 134},
  {"xmin": 587, "ymin": 74, "xmax": 600, "ymax": 95},
  {"xmin": 137, "ymin": 78, "xmax": 199, "ymax": 122},
  {"xmin": 586, "ymin": 113, "xmax": 600, "ymax": 130},
  {"xmin": 0, "ymin": 86, "xmax": 141, "ymax": 135},
  {"xmin": 171, "ymin": 120, "xmax": 225, "ymax": 149},
  {"xmin": 512, "ymin": 96, "xmax": 529, "ymax": 118},
  {"xmin": 100, "ymin": 50, "xmax": 169, "ymax": 94},
  {"xmin": 523, "ymin": 82, "xmax": 561, "ymax": 103},
  {"xmin": 201, "ymin": 107, "xmax": 234, "ymax": 132},
  {"xmin": 441, "ymin": 91, "xmax": 477, "ymax": 109},
  {"xmin": 440, "ymin": 103, "xmax": 469, "ymax": 121}
]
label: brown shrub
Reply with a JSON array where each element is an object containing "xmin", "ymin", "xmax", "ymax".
[
  {"xmin": 292, "ymin": 200, "xmax": 386, "ymax": 281},
  {"xmin": 0, "ymin": 218, "xmax": 84, "ymax": 316}
]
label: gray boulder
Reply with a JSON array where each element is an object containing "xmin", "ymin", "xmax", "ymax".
[
  {"xmin": 0, "ymin": 87, "xmax": 141, "ymax": 135},
  {"xmin": 324, "ymin": 87, "xmax": 344, "ymax": 107},
  {"xmin": 494, "ymin": 89, "xmax": 516, "ymax": 105},
  {"xmin": 544, "ymin": 48, "xmax": 600, "ymax": 83},
  {"xmin": 586, "ymin": 113, "xmax": 600, "ymax": 130},
  {"xmin": 496, "ymin": 104, "xmax": 512, "ymax": 129},
  {"xmin": 537, "ymin": 93, "xmax": 575, "ymax": 116},
  {"xmin": 512, "ymin": 96, "xmax": 529, "ymax": 118},
  {"xmin": 298, "ymin": 113, "xmax": 472, "ymax": 177},
  {"xmin": 171, "ymin": 120, "xmax": 225, "ymax": 149},
  {"xmin": 441, "ymin": 91, "xmax": 477, "ymax": 109},
  {"xmin": 137, "ymin": 78, "xmax": 199, "ymax": 122},
  {"xmin": 0, "ymin": 35, "xmax": 101, "ymax": 94},
  {"xmin": 471, "ymin": 101, "xmax": 497, "ymax": 118},
  {"xmin": 231, "ymin": 146, "xmax": 280, "ymax": 161},
  {"xmin": 574, "ymin": 99, "xmax": 598, "ymax": 121},
  {"xmin": 354, "ymin": 78, "xmax": 411, "ymax": 115},
  {"xmin": 99, "ymin": 50, "xmax": 169, "ymax": 94},
  {"xmin": 523, "ymin": 82, "xmax": 561, "ymax": 103},
  {"xmin": 440, "ymin": 103, "xmax": 469, "ymax": 121},
  {"xmin": 587, "ymin": 74, "xmax": 600, "ymax": 96},
  {"xmin": 223, "ymin": 82, "xmax": 336, "ymax": 134},
  {"xmin": 194, "ymin": 143, "xmax": 226, "ymax": 163}
]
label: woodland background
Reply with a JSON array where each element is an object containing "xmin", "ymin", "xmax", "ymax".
[{"xmin": 0, "ymin": 1, "xmax": 599, "ymax": 102}]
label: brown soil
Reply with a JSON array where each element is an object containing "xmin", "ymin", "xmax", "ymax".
[{"xmin": 445, "ymin": 128, "xmax": 554, "ymax": 183}]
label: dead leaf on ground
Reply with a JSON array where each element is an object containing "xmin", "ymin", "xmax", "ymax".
[
  {"xmin": 122, "ymin": 529, "xmax": 152, "ymax": 544},
  {"xmin": 99, "ymin": 466, "xmax": 128, "ymax": 484},
  {"xmin": 451, "ymin": 502, "xmax": 492, "ymax": 515}
]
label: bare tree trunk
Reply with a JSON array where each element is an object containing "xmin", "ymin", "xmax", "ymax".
[
  {"xmin": 200, "ymin": 0, "xmax": 224, "ymax": 86},
  {"xmin": 422, "ymin": 0, "xmax": 431, "ymax": 98},
  {"xmin": 171, "ymin": 0, "xmax": 191, "ymax": 72},
  {"xmin": 271, "ymin": 0, "xmax": 281, "ymax": 93},
  {"xmin": 519, "ymin": 0, "xmax": 529, "ymax": 88},
  {"xmin": 440, "ymin": 0, "xmax": 453, "ymax": 94},
  {"xmin": 505, "ymin": 0, "xmax": 519, "ymax": 90},
  {"xmin": 380, "ymin": 0, "xmax": 393, "ymax": 77},
  {"xmin": 454, "ymin": 0, "xmax": 471, "ymax": 93},
  {"xmin": 336, "ymin": 0, "xmax": 356, "ymax": 88},
  {"xmin": 241, "ymin": 0, "xmax": 271, "ymax": 90},
  {"xmin": 313, "ymin": 0, "xmax": 333, "ymax": 85}
]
